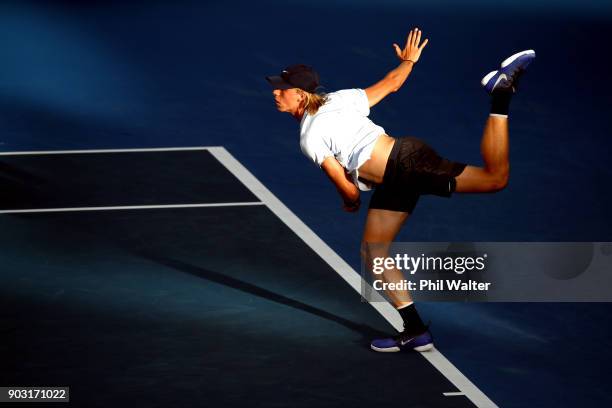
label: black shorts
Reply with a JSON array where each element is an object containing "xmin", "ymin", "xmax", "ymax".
[{"xmin": 368, "ymin": 137, "xmax": 466, "ymax": 213}]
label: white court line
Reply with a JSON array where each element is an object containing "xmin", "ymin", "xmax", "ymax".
[
  {"xmin": 0, "ymin": 146, "xmax": 210, "ymax": 156},
  {"xmin": 209, "ymin": 146, "xmax": 498, "ymax": 408},
  {"xmin": 0, "ymin": 202, "xmax": 264, "ymax": 214},
  {"xmin": 0, "ymin": 146, "xmax": 262, "ymax": 214},
  {"xmin": 444, "ymin": 392, "xmax": 466, "ymax": 397}
]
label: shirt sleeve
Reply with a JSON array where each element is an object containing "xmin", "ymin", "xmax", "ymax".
[
  {"xmin": 300, "ymin": 132, "xmax": 334, "ymax": 167},
  {"xmin": 335, "ymin": 88, "xmax": 370, "ymax": 116}
]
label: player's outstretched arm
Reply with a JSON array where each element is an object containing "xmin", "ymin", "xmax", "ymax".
[{"xmin": 365, "ymin": 27, "xmax": 429, "ymax": 108}]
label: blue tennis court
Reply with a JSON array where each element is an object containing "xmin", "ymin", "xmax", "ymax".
[
  {"xmin": 1, "ymin": 1, "xmax": 612, "ymax": 407},
  {"xmin": 1, "ymin": 148, "xmax": 492, "ymax": 406}
]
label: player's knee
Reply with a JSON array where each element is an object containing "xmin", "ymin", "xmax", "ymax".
[
  {"xmin": 360, "ymin": 242, "xmax": 372, "ymax": 263},
  {"xmin": 360, "ymin": 246, "xmax": 367, "ymax": 260},
  {"xmin": 490, "ymin": 169, "xmax": 509, "ymax": 192},
  {"xmin": 360, "ymin": 242, "xmax": 382, "ymax": 272}
]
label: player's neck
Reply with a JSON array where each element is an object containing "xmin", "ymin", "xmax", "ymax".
[{"xmin": 292, "ymin": 107, "xmax": 305, "ymax": 121}]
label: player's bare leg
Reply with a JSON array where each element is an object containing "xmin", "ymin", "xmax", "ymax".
[
  {"xmin": 455, "ymin": 50, "xmax": 536, "ymax": 194},
  {"xmin": 455, "ymin": 116, "xmax": 509, "ymax": 193}
]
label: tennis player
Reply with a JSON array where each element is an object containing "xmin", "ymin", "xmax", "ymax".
[{"xmin": 266, "ymin": 28, "xmax": 535, "ymax": 352}]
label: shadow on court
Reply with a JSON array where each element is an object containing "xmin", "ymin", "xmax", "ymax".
[
  {"xmin": 1, "ymin": 206, "xmax": 471, "ymax": 407},
  {"xmin": 139, "ymin": 253, "xmax": 388, "ymax": 341}
]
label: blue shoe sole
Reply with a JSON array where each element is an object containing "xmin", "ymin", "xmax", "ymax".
[{"xmin": 501, "ymin": 49, "xmax": 536, "ymax": 68}]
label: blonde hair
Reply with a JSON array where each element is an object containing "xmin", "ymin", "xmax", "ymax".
[{"xmin": 297, "ymin": 89, "xmax": 328, "ymax": 115}]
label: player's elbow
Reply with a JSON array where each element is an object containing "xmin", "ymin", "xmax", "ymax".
[{"xmin": 346, "ymin": 189, "xmax": 360, "ymax": 203}]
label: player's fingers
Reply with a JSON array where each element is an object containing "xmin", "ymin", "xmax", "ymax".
[
  {"xmin": 393, "ymin": 43, "xmax": 402, "ymax": 57},
  {"xmin": 405, "ymin": 31, "xmax": 412, "ymax": 49},
  {"xmin": 419, "ymin": 38, "xmax": 429, "ymax": 51},
  {"xmin": 415, "ymin": 29, "xmax": 422, "ymax": 47}
]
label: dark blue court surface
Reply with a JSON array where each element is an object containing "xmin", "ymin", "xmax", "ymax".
[
  {"xmin": 1, "ymin": 150, "xmax": 476, "ymax": 407},
  {"xmin": 0, "ymin": 150, "xmax": 256, "ymax": 209},
  {"xmin": 1, "ymin": 1, "xmax": 612, "ymax": 407}
]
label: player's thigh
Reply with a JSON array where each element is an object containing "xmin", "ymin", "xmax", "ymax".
[{"xmin": 454, "ymin": 165, "xmax": 505, "ymax": 193}]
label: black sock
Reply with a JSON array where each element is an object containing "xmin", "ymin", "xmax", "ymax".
[
  {"xmin": 490, "ymin": 90, "xmax": 513, "ymax": 116},
  {"xmin": 398, "ymin": 304, "xmax": 427, "ymax": 334}
]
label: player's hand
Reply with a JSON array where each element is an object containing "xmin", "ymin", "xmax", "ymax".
[
  {"xmin": 343, "ymin": 198, "xmax": 360, "ymax": 213},
  {"xmin": 393, "ymin": 28, "xmax": 429, "ymax": 63}
]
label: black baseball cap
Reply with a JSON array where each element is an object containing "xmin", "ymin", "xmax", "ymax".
[{"xmin": 266, "ymin": 64, "xmax": 320, "ymax": 93}]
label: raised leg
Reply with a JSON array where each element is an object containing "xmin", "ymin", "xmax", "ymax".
[
  {"xmin": 455, "ymin": 115, "xmax": 510, "ymax": 193},
  {"xmin": 456, "ymin": 49, "xmax": 536, "ymax": 193}
]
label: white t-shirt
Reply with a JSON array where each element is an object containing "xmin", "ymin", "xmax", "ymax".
[{"xmin": 299, "ymin": 88, "xmax": 385, "ymax": 191}]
